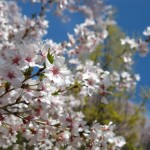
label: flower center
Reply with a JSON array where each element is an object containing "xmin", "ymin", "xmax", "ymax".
[
  {"xmin": 12, "ymin": 56, "xmax": 21, "ymax": 65},
  {"xmin": 7, "ymin": 71, "xmax": 16, "ymax": 79},
  {"xmin": 50, "ymin": 66, "xmax": 60, "ymax": 76},
  {"xmin": 87, "ymin": 79, "xmax": 94, "ymax": 86},
  {"xmin": 25, "ymin": 57, "xmax": 32, "ymax": 62}
]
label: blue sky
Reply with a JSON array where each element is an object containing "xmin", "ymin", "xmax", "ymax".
[
  {"xmin": 18, "ymin": 0, "xmax": 150, "ymax": 111},
  {"xmin": 107, "ymin": 0, "xmax": 150, "ymax": 35}
]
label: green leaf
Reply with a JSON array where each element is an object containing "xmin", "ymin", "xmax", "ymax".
[
  {"xmin": 5, "ymin": 82, "xmax": 11, "ymax": 92},
  {"xmin": 23, "ymin": 67, "xmax": 33, "ymax": 79},
  {"xmin": 52, "ymin": 90, "xmax": 61, "ymax": 96},
  {"xmin": 47, "ymin": 48, "xmax": 54, "ymax": 64},
  {"xmin": 39, "ymin": 73, "xmax": 46, "ymax": 81}
]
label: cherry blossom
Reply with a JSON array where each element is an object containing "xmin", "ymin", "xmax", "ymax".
[
  {"xmin": 44, "ymin": 55, "xmax": 73, "ymax": 86},
  {"xmin": 0, "ymin": 0, "xmax": 137, "ymax": 149},
  {"xmin": 143, "ymin": 26, "xmax": 150, "ymax": 36},
  {"xmin": 120, "ymin": 36, "xmax": 138, "ymax": 49}
]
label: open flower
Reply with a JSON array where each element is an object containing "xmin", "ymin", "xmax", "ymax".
[
  {"xmin": 44, "ymin": 56, "xmax": 72, "ymax": 86},
  {"xmin": 0, "ymin": 65, "xmax": 24, "ymax": 88},
  {"xmin": 143, "ymin": 26, "xmax": 150, "ymax": 36},
  {"xmin": 120, "ymin": 36, "xmax": 138, "ymax": 49}
]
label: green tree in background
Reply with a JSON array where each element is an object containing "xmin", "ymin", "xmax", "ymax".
[{"xmin": 82, "ymin": 25, "xmax": 147, "ymax": 150}]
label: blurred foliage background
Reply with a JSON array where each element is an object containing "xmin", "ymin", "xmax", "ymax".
[{"xmin": 81, "ymin": 25, "xmax": 149, "ymax": 150}]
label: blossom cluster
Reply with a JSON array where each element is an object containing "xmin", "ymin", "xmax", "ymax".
[
  {"xmin": 116, "ymin": 26, "xmax": 150, "ymax": 92},
  {"xmin": 0, "ymin": 38, "xmax": 126, "ymax": 149},
  {"xmin": 0, "ymin": 0, "xmax": 142, "ymax": 149},
  {"xmin": 0, "ymin": 0, "xmax": 48, "ymax": 46},
  {"xmin": 120, "ymin": 28, "xmax": 150, "ymax": 57}
]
